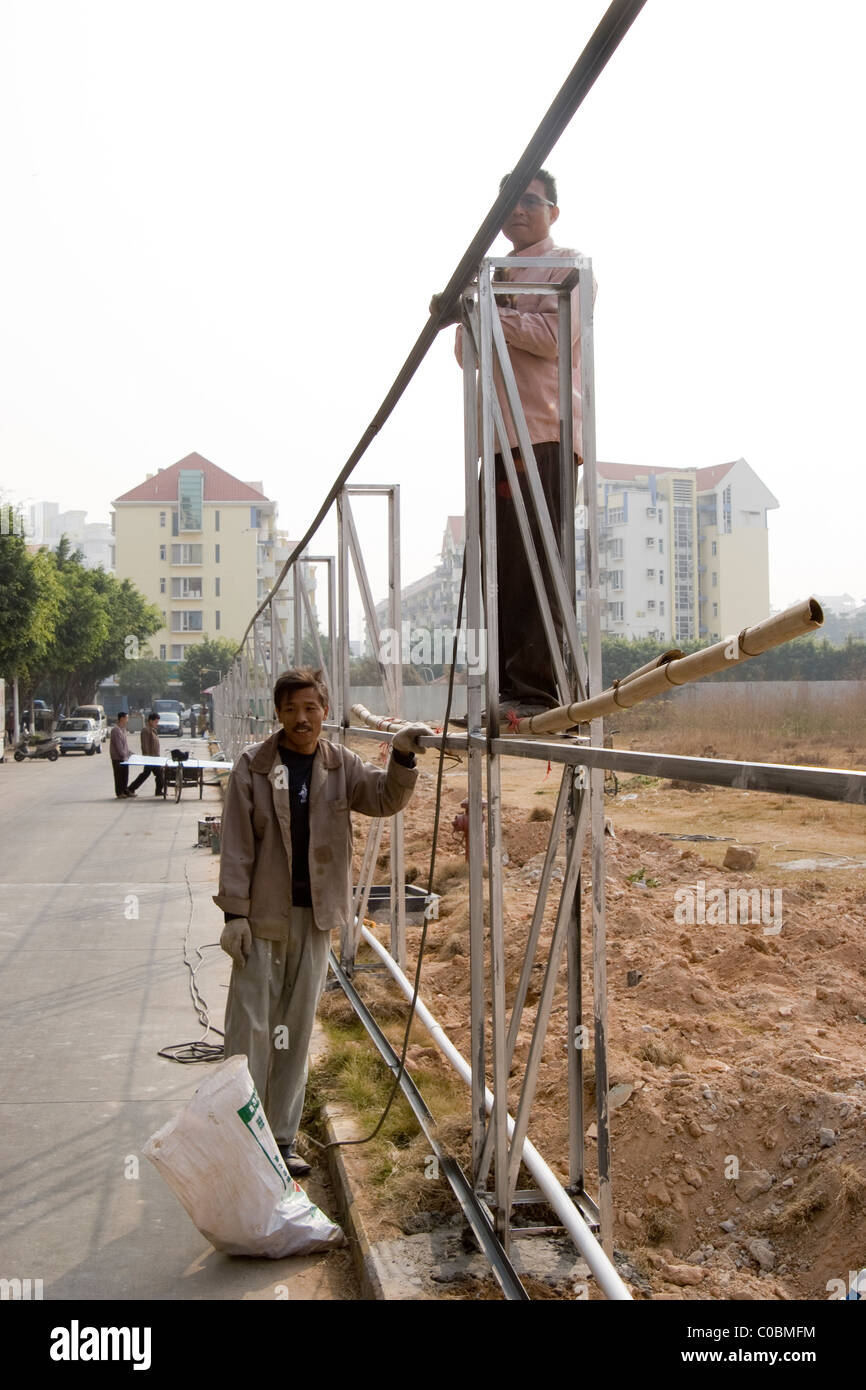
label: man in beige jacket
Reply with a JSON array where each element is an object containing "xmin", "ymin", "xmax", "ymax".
[
  {"xmin": 214, "ymin": 666, "xmax": 430, "ymax": 1176},
  {"xmin": 127, "ymin": 712, "xmax": 164, "ymax": 796}
]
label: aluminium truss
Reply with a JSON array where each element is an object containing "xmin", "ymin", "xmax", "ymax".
[{"xmin": 212, "ymin": 254, "xmax": 866, "ymax": 1286}]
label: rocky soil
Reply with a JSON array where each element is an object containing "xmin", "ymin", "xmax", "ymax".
[{"xmin": 343, "ymin": 739, "xmax": 866, "ymax": 1300}]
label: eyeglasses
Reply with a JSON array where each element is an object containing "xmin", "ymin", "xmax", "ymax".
[{"xmin": 511, "ymin": 193, "xmax": 555, "ymax": 211}]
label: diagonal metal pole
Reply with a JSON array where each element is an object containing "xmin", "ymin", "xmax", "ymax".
[{"xmin": 234, "ymin": 0, "xmax": 649, "ymax": 654}]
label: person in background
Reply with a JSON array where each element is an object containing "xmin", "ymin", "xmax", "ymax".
[
  {"xmin": 127, "ymin": 712, "xmax": 164, "ymax": 796},
  {"xmin": 110, "ymin": 712, "xmax": 133, "ymax": 799}
]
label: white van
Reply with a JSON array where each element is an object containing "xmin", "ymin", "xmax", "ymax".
[{"xmin": 72, "ymin": 705, "xmax": 109, "ymax": 742}]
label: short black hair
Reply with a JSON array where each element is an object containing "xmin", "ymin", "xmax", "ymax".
[
  {"xmin": 117, "ymin": 710, "xmax": 128, "ymax": 719},
  {"xmin": 147, "ymin": 711, "xmax": 159, "ymax": 721},
  {"xmin": 273, "ymin": 667, "xmax": 329, "ymax": 714},
  {"xmin": 499, "ymin": 168, "xmax": 557, "ymax": 206}
]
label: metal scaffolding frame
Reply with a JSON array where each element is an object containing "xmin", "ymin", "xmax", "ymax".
[
  {"xmin": 212, "ymin": 242, "xmax": 866, "ymax": 1288},
  {"xmin": 206, "ymin": 0, "xmax": 866, "ymax": 1295}
]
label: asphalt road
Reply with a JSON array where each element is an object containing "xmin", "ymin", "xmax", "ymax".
[{"xmin": 0, "ymin": 738, "xmax": 357, "ymax": 1302}]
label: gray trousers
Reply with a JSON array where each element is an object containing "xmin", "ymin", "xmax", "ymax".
[{"xmin": 222, "ymin": 908, "xmax": 330, "ymax": 1147}]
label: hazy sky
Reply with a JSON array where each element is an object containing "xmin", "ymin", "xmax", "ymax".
[{"xmin": 2, "ymin": 0, "xmax": 864, "ymax": 644}]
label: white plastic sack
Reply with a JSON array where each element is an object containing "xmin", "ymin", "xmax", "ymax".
[{"xmin": 143, "ymin": 1054, "xmax": 345, "ymax": 1258}]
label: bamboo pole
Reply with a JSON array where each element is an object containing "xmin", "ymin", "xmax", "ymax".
[
  {"xmin": 516, "ymin": 598, "xmax": 823, "ymax": 735},
  {"xmin": 351, "ymin": 598, "xmax": 823, "ymax": 740}
]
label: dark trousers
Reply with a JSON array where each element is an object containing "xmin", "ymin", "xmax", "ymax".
[
  {"xmin": 128, "ymin": 765, "xmax": 165, "ymax": 794},
  {"xmin": 491, "ymin": 441, "xmax": 574, "ymax": 707},
  {"xmin": 112, "ymin": 759, "xmax": 129, "ymax": 797}
]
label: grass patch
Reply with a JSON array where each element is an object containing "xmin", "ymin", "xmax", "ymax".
[
  {"xmin": 634, "ymin": 1040, "xmax": 686, "ymax": 1068},
  {"xmin": 627, "ymin": 866, "xmax": 659, "ymax": 888},
  {"xmin": 644, "ymin": 1209, "xmax": 679, "ymax": 1245}
]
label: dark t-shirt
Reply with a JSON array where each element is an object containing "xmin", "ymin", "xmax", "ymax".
[{"xmin": 278, "ymin": 746, "xmax": 315, "ymax": 908}]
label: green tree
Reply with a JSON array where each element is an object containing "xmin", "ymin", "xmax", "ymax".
[
  {"xmin": 115, "ymin": 655, "xmax": 175, "ymax": 710},
  {"xmin": 175, "ymin": 638, "xmax": 239, "ymax": 703},
  {"xmin": 0, "ymin": 515, "xmax": 62, "ymax": 692},
  {"xmin": 27, "ymin": 537, "xmax": 161, "ymax": 711}
]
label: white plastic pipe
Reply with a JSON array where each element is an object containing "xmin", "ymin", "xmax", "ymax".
[{"xmin": 359, "ymin": 924, "xmax": 632, "ymax": 1300}]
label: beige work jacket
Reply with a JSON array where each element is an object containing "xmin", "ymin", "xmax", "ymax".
[{"xmin": 213, "ymin": 730, "xmax": 418, "ymax": 941}]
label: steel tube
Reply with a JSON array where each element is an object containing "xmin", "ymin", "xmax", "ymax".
[
  {"xmin": 358, "ymin": 923, "xmax": 632, "ymax": 1300},
  {"xmin": 233, "ymin": 0, "xmax": 649, "ymax": 653}
]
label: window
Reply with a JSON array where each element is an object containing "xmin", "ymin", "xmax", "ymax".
[
  {"xmin": 712, "ymin": 572, "xmax": 718, "ymax": 587},
  {"xmin": 215, "ymin": 544, "xmax": 220, "ymax": 564},
  {"xmin": 215, "ymin": 577, "xmax": 220, "ymax": 597},
  {"xmin": 159, "ymin": 544, "xmax": 166, "ymax": 561},
  {"xmin": 171, "ymin": 511, "xmax": 179, "ymax": 537},
  {"xmin": 608, "ymin": 601, "xmax": 624, "ymax": 622},
  {"xmin": 646, "ymin": 507, "xmax": 656, "ymax": 518},
  {"xmin": 712, "ymin": 540, "xmax": 717, "ymax": 556},
  {"xmin": 160, "ymin": 578, "xmax": 166, "ymax": 594},
  {"xmin": 171, "ymin": 577, "xmax": 203, "ymax": 599},
  {"xmin": 607, "ymin": 506, "xmax": 625, "ymax": 525},
  {"xmin": 659, "ymin": 539, "xmax": 664, "ymax": 554},
  {"xmin": 659, "ymin": 601, "xmax": 665, "ymax": 616},
  {"xmin": 160, "ymin": 511, "xmax": 166, "ymax": 528},
  {"xmin": 171, "ymin": 611, "xmax": 204, "ymax": 632},
  {"xmin": 713, "ymin": 602, "xmax": 718, "ymax": 617},
  {"xmin": 646, "ymin": 536, "xmax": 655, "ymax": 548},
  {"xmin": 171, "ymin": 544, "xmax": 203, "ymax": 565},
  {"xmin": 646, "ymin": 569, "xmax": 655, "ymax": 580},
  {"xmin": 608, "ymin": 538, "xmax": 623, "ymax": 559},
  {"xmin": 178, "ymin": 469, "xmax": 204, "ymax": 531},
  {"xmin": 251, "ymin": 506, "xmax": 265, "ymax": 528},
  {"xmin": 170, "ymin": 644, "xmax": 184, "ymax": 660},
  {"xmin": 215, "ymin": 509, "xmax": 220, "ymax": 532},
  {"xmin": 609, "ymin": 570, "xmax": 624, "ymax": 591},
  {"xmin": 647, "ymin": 600, "xmax": 656, "ymax": 611},
  {"xmin": 161, "ymin": 610, "xmax": 167, "ymax": 624},
  {"xmin": 659, "ymin": 570, "xmax": 664, "ymax": 584},
  {"xmin": 159, "ymin": 644, "xmax": 166, "ymax": 660},
  {"xmin": 215, "ymin": 610, "xmax": 220, "ymax": 630}
]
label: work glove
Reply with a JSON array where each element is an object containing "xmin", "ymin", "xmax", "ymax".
[
  {"xmin": 429, "ymin": 292, "xmax": 463, "ymax": 327},
  {"xmin": 220, "ymin": 917, "xmax": 252, "ymax": 968},
  {"xmin": 392, "ymin": 722, "xmax": 434, "ymax": 758}
]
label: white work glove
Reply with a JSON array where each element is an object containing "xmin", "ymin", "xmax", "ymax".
[
  {"xmin": 392, "ymin": 722, "xmax": 434, "ymax": 758},
  {"xmin": 220, "ymin": 917, "xmax": 252, "ymax": 968}
]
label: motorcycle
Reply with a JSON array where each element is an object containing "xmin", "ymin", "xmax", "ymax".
[{"xmin": 13, "ymin": 735, "xmax": 60, "ymax": 763}]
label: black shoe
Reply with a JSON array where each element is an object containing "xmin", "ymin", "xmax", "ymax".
[{"xmin": 278, "ymin": 1144, "xmax": 311, "ymax": 1177}]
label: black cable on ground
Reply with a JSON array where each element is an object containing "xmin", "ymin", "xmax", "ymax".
[
  {"xmin": 315, "ymin": 554, "xmax": 468, "ymax": 1151},
  {"xmin": 157, "ymin": 863, "xmax": 225, "ymax": 1064}
]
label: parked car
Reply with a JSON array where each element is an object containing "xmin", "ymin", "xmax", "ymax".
[
  {"xmin": 57, "ymin": 718, "xmax": 102, "ymax": 755},
  {"xmin": 72, "ymin": 705, "xmax": 108, "ymax": 741},
  {"xmin": 156, "ymin": 712, "xmax": 182, "ymax": 737}
]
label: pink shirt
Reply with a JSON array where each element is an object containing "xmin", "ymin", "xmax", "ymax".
[{"xmin": 456, "ymin": 235, "xmax": 595, "ymax": 454}]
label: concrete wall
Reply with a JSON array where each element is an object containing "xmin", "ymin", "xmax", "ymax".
[
  {"xmin": 349, "ymin": 685, "xmax": 467, "ymax": 721},
  {"xmin": 675, "ymin": 680, "xmax": 864, "ymax": 704}
]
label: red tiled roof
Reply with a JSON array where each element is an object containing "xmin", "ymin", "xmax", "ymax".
[
  {"xmin": 695, "ymin": 461, "xmax": 737, "ymax": 490},
  {"xmin": 597, "ymin": 461, "xmax": 659, "ymax": 482},
  {"xmin": 598, "ymin": 460, "xmax": 737, "ymax": 491},
  {"xmin": 113, "ymin": 453, "xmax": 269, "ymax": 504}
]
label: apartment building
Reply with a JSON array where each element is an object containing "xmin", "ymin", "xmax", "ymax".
[
  {"xmin": 372, "ymin": 516, "xmax": 465, "ymax": 659},
  {"xmin": 577, "ymin": 459, "xmax": 779, "ymax": 643},
  {"xmin": 112, "ymin": 453, "xmax": 279, "ymax": 666},
  {"xmin": 27, "ymin": 502, "xmax": 114, "ymax": 570}
]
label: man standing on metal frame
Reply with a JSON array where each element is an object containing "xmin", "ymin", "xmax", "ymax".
[
  {"xmin": 446, "ymin": 169, "xmax": 596, "ymax": 717},
  {"xmin": 214, "ymin": 666, "xmax": 432, "ymax": 1177}
]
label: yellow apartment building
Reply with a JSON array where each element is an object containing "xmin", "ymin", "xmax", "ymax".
[{"xmin": 112, "ymin": 452, "xmax": 281, "ymax": 669}]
